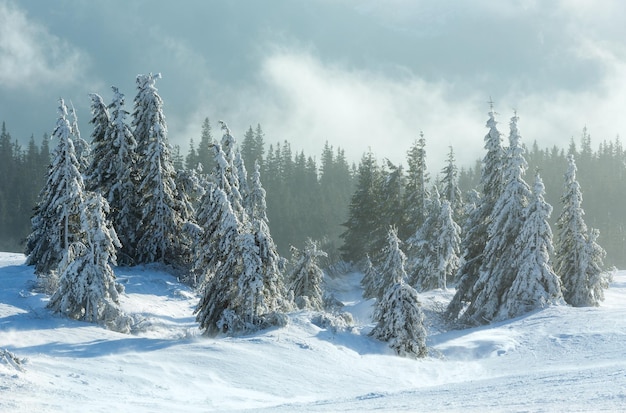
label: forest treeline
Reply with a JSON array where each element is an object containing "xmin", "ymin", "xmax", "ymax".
[{"xmin": 0, "ymin": 117, "xmax": 625, "ymax": 268}]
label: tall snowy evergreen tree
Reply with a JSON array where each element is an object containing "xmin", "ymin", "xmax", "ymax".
[
  {"xmin": 446, "ymin": 104, "xmax": 505, "ymax": 321},
  {"xmin": 376, "ymin": 160, "xmax": 406, "ymax": 251},
  {"xmin": 340, "ymin": 150, "xmax": 381, "ymax": 263},
  {"xmin": 26, "ymin": 99, "xmax": 85, "ymax": 277},
  {"xmin": 248, "ymin": 161, "xmax": 290, "ymax": 315},
  {"xmin": 403, "ymin": 132, "xmax": 430, "ymax": 239},
  {"xmin": 195, "ymin": 176, "xmax": 289, "ymax": 335},
  {"xmin": 460, "ymin": 113, "xmax": 531, "ymax": 325},
  {"xmin": 370, "ymin": 227, "xmax": 427, "ymax": 359},
  {"xmin": 194, "ymin": 187, "xmax": 242, "ymax": 335},
  {"xmin": 196, "ymin": 117, "xmax": 215, "ymax": 173},
  {"xmin": 85, "ymin": 93, "xmax": 110, "ymax": 192},
  {"xmin": 406, "ymin": 187, "xmax": 443, "ymax": 290},
  {"xmin": 289, "ymin": 239, "xmax": 326, "ymax": 311},
  {"xmin": 555, "ymin": 155, "xmax": 609, "ymax": 307},
  {"xmin": 440, "ymin": 146, "xmax": 464, "ymax": 223},
  {"xmin": 104, "ymin": 86, "xmax": 139, "ymax": 263},
  {"xmin": 375, "ymin": 227, "xmax": 408, "ymax": 300},
  {"xmin": 48, "ymin": 192, "xmax": 129, "ymax": 332},
  {"xmin": 68, "ymin": 101, "xmax": 90, "ymax": 172},
  {"xmin": 132, "ymin": 73, "xmax": 187, "ymax": 265},
  {"xmin": 436, "ymin": 200, "xmax": 462, "ymax": 285},
  {"xmin": 500, "ymin": 173, "xmax": 563, "ymax": 319}
]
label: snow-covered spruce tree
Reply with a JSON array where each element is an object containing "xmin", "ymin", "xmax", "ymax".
[
  {"xmin": 340, "ymin": 150, "xmax": 381, "ymax": 264},
  {"xmin": 85, "ymin": 93, "xmax": 111, "ymax": 192},
  {"xmin": 555, "ymin": 155, "xmax": 609, "ymax": 306},
  {"xmin": 403, "ymin": 132, "xmax": 430, "ymax": 239},
  {"xmin": 132, "ymin": 73, "xmax": 188, "ymax": 265},
  {"xmin": 68, "ymin": 101, "xmax": 90, "ymax": 172},
  {"xmin": 248, "ymin": 161, "xmax": 291, "ymax": 313},
  {"xmin": 446, "ymin": 104, "xmax": 505, "ymax": 321},
  {"xmin": 375, "ymin": 227, "xmax": 409, "ymax": 300},
  {"xmin": 48, "ymin": 192, "xmax": 129, "ymax": 332},
  {"xmin": 440, "ymin": 146, "xmax": 464, "ymax": 223},
  {"xmin": 407, "ymin": 186, "xmax": 463, "ymax": 291},
  {"xmin": 194, "ymin": 162, "xmax": 289, "ymax": 335},
  {"xmin": 436, "ymin": 200, "xmax": 462, "ymax": 285},
  {"xmin": 500, "ymin": 173, "xmax": 564, "ymax": 319},
  {"xmin": 217, "ymin": 121, "xmax": 245, "ymax": 217},
  {"xmin": 289, "ymin": 239, "xmax": 327, "ymax": 311},
  {"xmin": 234, "ymin": 151, "xmax": 250, "ymax": 210},
  {"xmin": 406, "ymin": 186, "xmax": 443, "ymax": 291},
  {"xmin": 105, "ymin": 86, "xmax": 140, "ymax": 263},
  {"xmin": 360, "ymin": 254, "xmax": 380, "ymax": 300},
  {"xmin": 460, "ymin": 113, "xmax": 531, "ymax": 325},
  {"xmin": 370, "ymin": 227, "xmax": 427, "ymax": 359},
  {"xmin": 195, "ymin": 187, "xmax": 242, "ymax": 336},
  {"xmin": 26, "ymin": 99, "xmax": 85, "ymax": 277}
]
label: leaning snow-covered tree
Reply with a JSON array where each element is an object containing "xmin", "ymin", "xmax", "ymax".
[
  {"xmin": 289, "ymin": 239, "xmax": 327, "ymax": 311},
  {"xmin": 460, "ymin": 113, "xmax": 531, "ymax": 325},
  {"xmin": 26, "ymin": 99, "xmax": 85, "ymax": 278},
  {"xmin": 446, "ymin": 104, "xmax": 505, "ymax": 321},
  {"xmin": 194, "ymin": 187, "xmax": 242, "ymax": 336},
  {"xmin": 48, "ymin": 192, "xmax": 130, "ymax": 333},
  {"xmin": 370, "ymin": 227, "xmax": 427, "ymax": 359},
  {"xmin": 500, "ymin": 173, "xmax": 564, "ymax": 319},
  {"xmin": 555, "ymin": 155, "xmax": 609, "ymax": 307}
]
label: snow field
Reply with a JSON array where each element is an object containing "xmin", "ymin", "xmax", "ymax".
[{"xmin": 1, "ymin": 252, "xmax": 625, "ymax": 412}]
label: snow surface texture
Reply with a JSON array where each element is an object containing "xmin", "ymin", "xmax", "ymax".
[{"xmin": 1, "ymin": 252, "xmax": 625, "ymax": 412}]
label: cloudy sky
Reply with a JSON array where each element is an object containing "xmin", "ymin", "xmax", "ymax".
[{"xmin": 1, "ymin": 0, "xmax": 625, "ymax": 171}]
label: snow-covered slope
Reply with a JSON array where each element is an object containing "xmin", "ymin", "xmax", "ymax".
[{"xmin": 1, "ymin": 252, "xmax": 625, "ymax": 412}]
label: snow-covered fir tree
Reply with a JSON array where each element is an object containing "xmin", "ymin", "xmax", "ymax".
[
  {"xmin": 104, "ymin": 86, "xmax": 140, "ymax": 263},
  {"xmin": 217, "ymin": 121, "xmax": 245, "ymax": 216},
  {"xmin": 132, "ymin": 73, "xmax": 188, "ymax": 265},
  {"xmin": 406, "ymin": 187, "xmax": 444, "ymax": 291},
  {"xmin": 85, "ymin": 93, "xmax": 110, "ymax": 192},
  {"xmin": 340, "ymin": 150, "xmax": 381, "ymax": 264},
  {"xmin": 403, "ymin": 132, "xmax": 430, "ymax": 239},
  {"xmin": 436, "ymin": 200, "xmax": 462, "ymax": 285},
  {"xmin": 370, "ymin": 227, "xmax": 427, "ymax": 359},
  {"xmin": 440, "ymin": 146, "xmax": 464, "ymax": 223},
  {"xmin": 459, "ymin": 113, "xmax": 531, "ymax": 323},
  {"xmin": 26, "ymin": 99, "xmax": 85, "ymax": 277},
  {"xmin": 360, "ymin": 254, "xmax": 379, "ymax": 300},
  {"xmin": 460, "ymin": 113, "xmax": 532, "ymax": 325},
  {"xmin": 500, "ymin": 173, "xmax": 564, "ymax": 319},
  {"xmin": 375, "ymin": 227, "xmax": 408, "ymax": 300},
  {"xmin": 289, "ymin": 239, "xmax": 327, "ymax": 311},
  {"xmin": 47, "ymin": 192, "xmax": 130, "ymax": 332},
  {"xmin": 555, "ymin": 155, "xmax": 609, "ymax": 307},
  {"xmin": 68, "ymin": 100, "xmax": 90, "ymax": 172},
  {"xmin": 195, "ymin": 187, "xmax": 242, "ymax": 336},
  {"xmin": 447, "ymin": 104, "xmax": 505, "ymax": 321},
  {"xmin": 248, "ymin": 162, "xmax": 290, "ymax": 314},
  {"xmin": 194, "ymin": 154, "xmax": 289, "ymax": 335}
]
